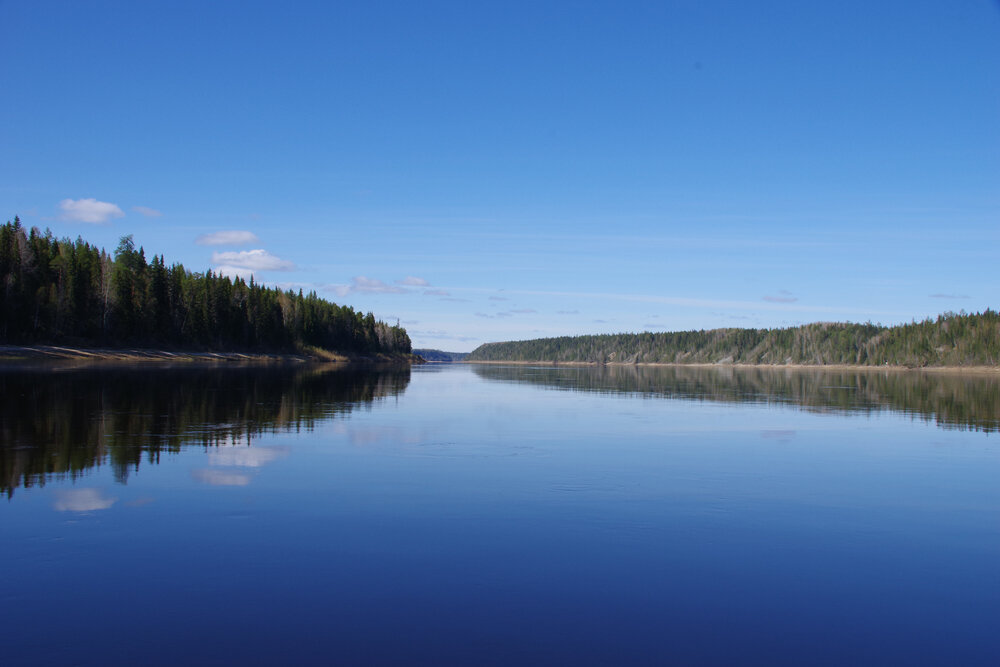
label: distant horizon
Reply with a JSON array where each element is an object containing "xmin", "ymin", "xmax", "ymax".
[{"xmin": 3, "ymin": 1, "xmax": 997, "ymax": 353}]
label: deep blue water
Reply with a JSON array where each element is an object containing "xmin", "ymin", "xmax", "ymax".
[{"xmin": 2, "ymin": 363, "xmax": 999, "ymax": 665}]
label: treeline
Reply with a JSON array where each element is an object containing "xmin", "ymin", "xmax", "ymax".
[
  {"xmin": 0, "ymin": 218, "xmax": 411, "ymax": 356},
  {"xmin": 467, "ymin": 311, "xmax": 1000, "ymax": 367}
]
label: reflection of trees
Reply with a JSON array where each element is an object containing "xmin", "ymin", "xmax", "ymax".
[
  {"xmin": 473, "ymin": 364, "xmax": 1000, "ymax": 433},
  {"xmin": 0, "ymin": 363, "xmax": 410, "ymax": 497}
]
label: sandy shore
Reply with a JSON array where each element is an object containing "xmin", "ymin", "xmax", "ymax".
[
  {"xmin": 0, "ymin": 345, "xmax": 414, "ymax": 364},
  {"xmin": 464, "ymin": 359, "xmax": 1000, "ymax": 374}
]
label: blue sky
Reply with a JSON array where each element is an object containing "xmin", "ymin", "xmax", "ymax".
[{"xmin": 2, "ymin": 1, "xmax": 998, "ymax": 351}]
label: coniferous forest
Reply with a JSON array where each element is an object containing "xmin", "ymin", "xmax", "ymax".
[
  {"xmin": 0, "ymin": 218, "xmax": 411, "ymax": 356},
  {"xmin": 468, "ymin": 311, "xmax": 1000, "ymax": 368}
]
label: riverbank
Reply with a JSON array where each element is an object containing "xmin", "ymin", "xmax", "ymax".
[
  {"xmin": 0, "ymin": 344, "xmax": 419, "ymax": 365},
  {"xmin": 464, "ymin": 359, "xmax": 1000, "ymax": 374}
]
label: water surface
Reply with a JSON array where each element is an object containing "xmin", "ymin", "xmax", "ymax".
[{"xmin": 3, "ymin": 363, "xmax": 998, "ymax": 665}]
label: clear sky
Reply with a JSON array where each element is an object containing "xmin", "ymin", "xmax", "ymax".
[{"xmin": 2, "ymin": 1, "xmax": 998, "ymax": 351}]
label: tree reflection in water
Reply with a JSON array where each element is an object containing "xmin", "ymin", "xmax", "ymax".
[{"xmin": 0, "ymin": 363, "xmax": 410, "ymax": 497}]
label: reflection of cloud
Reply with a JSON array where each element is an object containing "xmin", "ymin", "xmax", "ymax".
[
  {"xmin": 192, "ymin": 469, "xmax": 252, "ymax": 486},
  {"xmin": 208, "ymin": 446, "xmax": 287, "ymax": 468},
  {"xmin": 53, "ymin": 488, "xmax": 117, "ymax": 511}
]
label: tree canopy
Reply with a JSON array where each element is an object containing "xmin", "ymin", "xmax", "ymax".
[{"xmin": 0, "ymin": 218, "xmax": 411, "ymax": 356}]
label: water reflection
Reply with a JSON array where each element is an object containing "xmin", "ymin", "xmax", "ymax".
[
  {"xmin": 0, "ymin": 363, "xmax": 410, "ymax": 497},
  {"xmin": 473, "ymin": 364, "xmax": 1000, "ymax": 433}
]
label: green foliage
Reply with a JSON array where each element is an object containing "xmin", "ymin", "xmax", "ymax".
[
  {"xmin": 0, "ymin": 220, "xmax": 411, "ymax": 356},
  {"xmin": 466, "ymin": 312, "xmax": 1000, "ymax": 368}
]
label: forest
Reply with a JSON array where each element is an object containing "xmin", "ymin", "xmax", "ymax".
[
  {"xmin": 467, "ymin": 310, "xmax": 1000, "ymax": 368},
  {"xmin": 0, "ymin": 218, "xmax": 411, "ymax": 356}
]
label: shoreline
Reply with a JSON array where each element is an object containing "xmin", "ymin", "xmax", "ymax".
[
  {"xmin": 0, "ymin": 344, "xmax": 416, "ymax": 365},
  {"xmin": 463, "ymin": 360, "xmax": 1000, "ymax": 375}
]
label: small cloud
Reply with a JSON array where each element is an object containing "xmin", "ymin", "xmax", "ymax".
[
  {"xmin": 395, "ymin": 276, "xmax": 430, "ymax": 287},
  {"xmin": 423, "ymin": 289, "xmax": 450, "ymax": 296},
  {"xmin": 474, "ymin": 312, "xmax": 492, "ymax": 318},
  {"xmin": 192, "ymin": 469, "xmax": 252, "ymax": 486},
  {"xmin": 593, "ymin": 319, "xmax": 610, "ymax": 323},
  {"xmin": 929, "ymin": 293, "xmax": 970, "ymax": 299},
  {"xmin": 197, "ymin": 230, "xmax": 260, "ymax": 246},
  {"xmin": 763, "ymin": 290, "xmax": 798, "ymax": 303},
  {"xmin": 509, "ymin": 308, "xmax": 536, "ymax": 314},
  {"xmin": 489, "ymin": 296, "xmax": 509, "ymax": 302},
  {"xmin": 211, "ymin": 249, "xmax": 295, "ymax": 272},
  {"xmin": 557, "ymin": 310, "xmax": 579, "ymax": 315},
  {"xmin": 53, "ymin": 488, "xmax": 117, "ymax": 512},
  {"xmin": 642, "ymin": 323, "xmax": 670, "ymax": 330},
  {"xmin": 440, "ymin": 297, "xmax": 471, "ymax": 302},
  {"xmin": 58, "ymin": 198, "xmax": 124, "ymax": 224},
  {"xmin": 131, "ymin": 205, "xmax": 162, "ymax": 218}
]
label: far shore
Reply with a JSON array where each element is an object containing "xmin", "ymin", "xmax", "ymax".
[
  {"xmin": 0, "ymin": 345, "xmax": 415, "ymax": 365},
  {"xmin": 464, "ymin": 359, "xmax": 1000, "ymax": 375}
]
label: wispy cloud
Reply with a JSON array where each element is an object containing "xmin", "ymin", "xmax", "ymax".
[
  {"xmin": 489, "ymin": 296, "xmax": 509, "ymax": 301},
  {"xmin": 929, "ymin": 293, "xmax": 970, "ymax": 299},
  {"xmin": 411, "ymin": 329, "xmax": 480, "ymax": 342},
  {"xmin": 423, "ymin": 289, "xmax": 450, "ymax": 296},
  {"xmin": 53, "ymin": 488, "xmax": 117, "ymax": 512},
  {"xmin": 642, "ymin": 323, "xmax": 670, "ymax": 330},
  {"xmin": 197, "ymin": 230, "xmax": 260, "ymax": 246},
  {"xmin": 350, "ymin": 276, "xmax": 407, "ymax": 294},
  {"xmin": 131, "ymin": 205, "xmax": 162, "ymax": 218},
  {"xmin": 763, "ymin": 290, "xmax": 798, "ymax": 304},
  {"xmin": 509, "ymin": 308, "xmax": 536, "ymax": 314},
  {"xmin": 59, "ymin": 198, "xmax": 124, "ymax": 224},
  {"xmin": 439, "ymin": 297, "xmax": 471, "ymax": 302},
  {"xmin": 395, "ymin": 276, "xmax": 430, "ymax": 286},
  {"xmin": 557, "ymin": 309, "xmax": 579, "ymax": 315}
]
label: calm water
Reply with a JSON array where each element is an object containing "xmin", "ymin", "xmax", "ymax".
[{"xmin": 3, "ymin": 362, "xmax": 999, "ymax": 665}]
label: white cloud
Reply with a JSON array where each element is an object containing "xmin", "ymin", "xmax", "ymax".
[
  {"xmin": 59, "ymin": 198, "xmax": 124, "ymax": 224},
  {"xmin": 197, "ymin": 230, "xmax": 260, "ymax": 246},
  {"xmin": 509, "ymin": 308, "xmax": 536, "ymax": 314},
  {"xmin": 53, "ymin": 488, "xmax": 117, "ymax": 512},
  {"xmin": 489, "ymin": 296, "xmax": 509, "ymax": 301},
  {"xmin": 396, "ymin": 276, "xmax": 430, "ymax": 286},
  {"xmin": 211, "ymin": 249, "xmax": 295, "ymax": 272},
  {"xmin": 131, "ymin": 205, "xmax": 162, "ymax": 218},
  {"xmin": 423, "ymin": 289, "xmax": 450, "ymax": 296}
]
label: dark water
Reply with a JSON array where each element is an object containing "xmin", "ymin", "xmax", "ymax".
[{"xmin": 2, "ymin": 363, "xmax": 998, "ymax": 665}]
